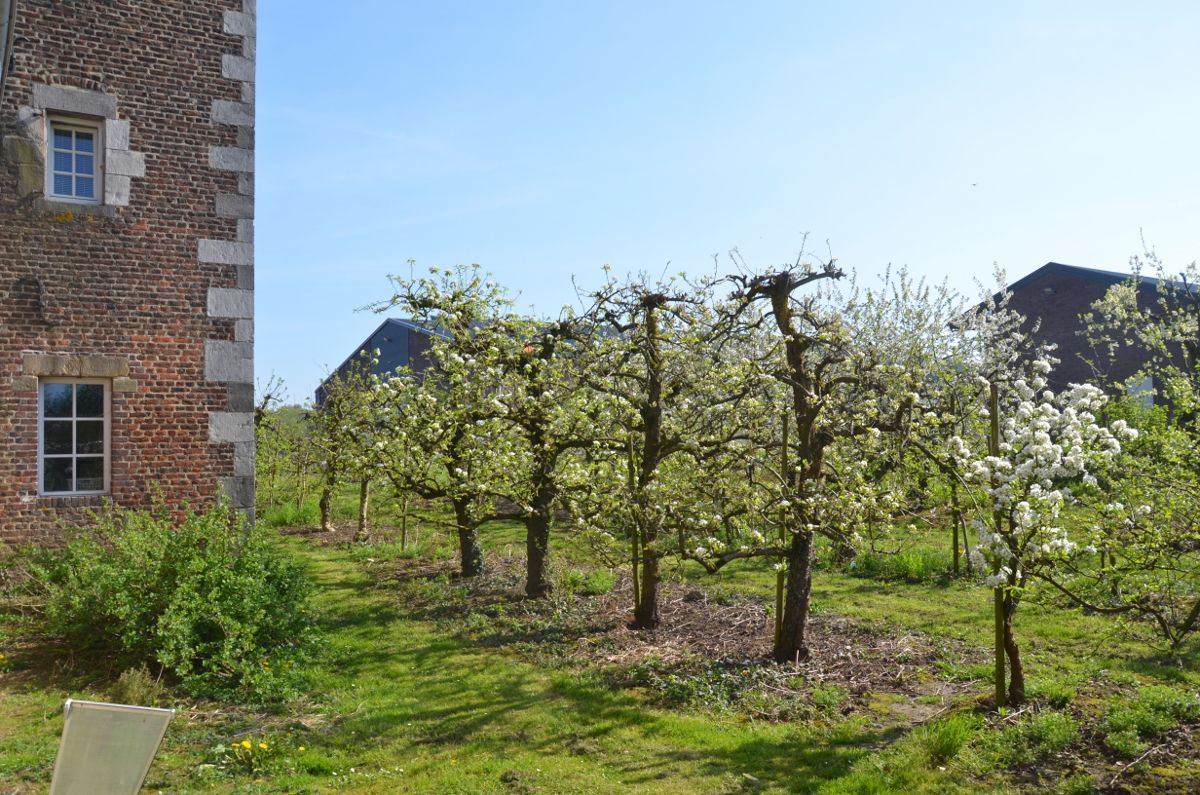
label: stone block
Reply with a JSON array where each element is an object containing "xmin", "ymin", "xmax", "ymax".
[
  {"xmin": 104, "ymin": 174, "xmax": 131, "ymax": 206},
  {"xmin": 238, "ymin": 173, "xmax": 254, "ymax": 195},
  {"xmin": 209, "ymin": 145, "xmax": 253, "ymax": 172},
  {"xmin": 215, "ymin": 192, "xmax": 254, "ymax": 218},
  {"xmin": 237, "ymin": 219, "xmax": 254, "ymax": 242},
  {"xmin": 23, "ymin": 353, "xmax": 77, "ymax": 376},
  {"xmin": 237, "ymin": 265, "xmax": 254, "ymax": 290},
  {"xmin": 209, "ymin": 411, "xmax": 254, "ymax": 443},
  {"xmin": 79, "ymin": 355, "xmax": 129, "ymax": 377},
  {"xmin": 223, "ymin": 9, "xmax": 256, "ymax": 36},
  {"xmin": 211, "ymin": 100, "xmax": 254, "ymax": 127},
  {"xmin": 219, "ymin": 476, "xmax": 255, "ymax": 511},
  {"xmin": 205, "ymin": 340, "xmax": 253, "ymax": 383},
  {"xmin": 11, "ymin": 376, "xmax": 38, "ymax": 392},
  {"xmin": 235, "ymin": 318, "xmax": 254, "ymax": 342},
  {"xmin": 207, "ymin": 287, "xmax": 254, "ymax": 318},
  {"xmin": 221, "ymin": 54, "xmax": 255, "ymax": 83},
  {"xmin": 106, "ymin": 149, "xmax": 145, "ymax": 177},
  {"xmin": 198, "ymin": 239, "xmax": 253, "ymax": 265},
  {"xmin": 234, "ymin": 440, "xmax": 256, "ymax": 476},
  {"xmin": 32, "ymin": 84, "xmax": 116, "ymax": 118},
  {"xmin": 227, "ymin": 382, "xmax": 255, "ymax": 412},
  {"xmin": 104, "ymin": 118, "xmax": 130, "ymax": 150},
  {"xmin": 112, "ymin": 377, "xmax": 138, "ymax": 393}
]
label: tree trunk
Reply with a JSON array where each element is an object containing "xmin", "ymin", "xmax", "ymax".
[
  {"xmin": 452, "ymin": 499, "xmax": 484, "ymax": 577},
  {"xmin": 525, "ymin": 506, "xmax": 552, "ymax": 598},
  {"xmin": 993, "ymin": 583, "xmax": 1007, "ymax": 708},
  {"xmin": 1003, "ymin": 593, "xmax": 1025, "ymax": 705},
  {"xmin": 319, "ymin": 466, "xmax": 336, "ymax": 532},
  {"xmin": 400, "ymin": 495, "xmax": 409, "ymax": 551},
  {"xmin": 354, "ymin": 477, "xmax": 370, "ymax": 542},
  {"xmin": 951, "ymin": 480, "xmax": 961, "ymax": 576},
  {"xmin": 773, "ymin": 529, "xmax": 814, "ymax": 663},
  {"xmin": 632, "ymin": 546, "xmax": 660, "ymax": 628}
]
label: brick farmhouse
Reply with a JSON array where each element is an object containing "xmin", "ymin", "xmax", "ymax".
[{"xmin": 0, "ymin": 1, "xmax": 256, "ymax": 541}]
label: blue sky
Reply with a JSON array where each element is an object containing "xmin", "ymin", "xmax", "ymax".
[{"xmin": 255, "ymin": 1, "xmax": 1200, "ymax": 401}]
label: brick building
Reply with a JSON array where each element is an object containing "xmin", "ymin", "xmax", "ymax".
[
  {"xmin": 1004, "ymin": 262, "xmax": 1159, "ymax": 396},
  {"xmin": 0, "ymin": 1, "xmax": 256, "ymax": 541}
]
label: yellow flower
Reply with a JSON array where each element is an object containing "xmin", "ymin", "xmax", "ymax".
[
  {"xmin": 241, "ymin": 740, "xmax": 252, "ymax": 749},
  {"xmin": 258, "ymin": 743, "xmax": 269, "ymax": 750},
  {"xmin": 298, "ymin": 746, "xmax": 306, "ymax": 752}
]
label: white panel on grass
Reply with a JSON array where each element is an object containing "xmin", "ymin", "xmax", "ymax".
[{"xmin": 49, "ymin": 699, "xmax": 175, "ymax": 795}]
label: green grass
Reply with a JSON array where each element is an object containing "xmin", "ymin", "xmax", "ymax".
[{"xmin": 2, "ymin": 518, "xmax": 1199, "ymax": 793}]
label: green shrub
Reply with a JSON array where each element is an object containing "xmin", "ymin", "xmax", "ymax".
[{"xmin": 30, "ymin": 502, "xmax": 319, "ymax": 702}]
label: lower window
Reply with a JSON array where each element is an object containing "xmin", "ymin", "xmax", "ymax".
[{"xmin": 39, "ymin": 379, "xmax": 109, "ymax": 495}]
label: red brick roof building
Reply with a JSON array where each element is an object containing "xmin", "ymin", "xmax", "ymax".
[{"xmin": 0, "ymin": 1, "xmax": 256, "ymax": 541}]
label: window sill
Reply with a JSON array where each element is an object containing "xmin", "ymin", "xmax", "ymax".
[
  {"xmin": 38, "ymin": 494, "xmax": 109, "ymax": 508},
  {"xmin": 34, "ymin": 198, "xmax": 116, "ymax": 218}
]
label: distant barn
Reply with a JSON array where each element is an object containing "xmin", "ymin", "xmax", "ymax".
[
  {"xmin": 315, "ymin": 318, "xmax": 442, "ymax": 404},
  {"xmin": 1003, "ymin": 262, "xmax": 1161, "ymax": 400}
]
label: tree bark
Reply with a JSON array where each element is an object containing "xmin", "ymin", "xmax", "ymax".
[
  {"xmin": 1003, "ymin": 593, "xmax": 1025, "ymax": 705},
  {"xmin": 525, "ymin": 494, "xmax": 553, "ymax": 598},
  {"xmin": 354, "ymin": 477, "xmax": 371, "ymax": 542},
  {"xmin": 319, "ymin": 466, "xmax": 336, "ymax": 532},
  {"xmin": 773, "ymin": 529, "xmax": 814, "ymax": 663},
  {"xmin": 452, "ymin": 499, "xmax": 484, "ymax": 578},
  {"xmin": 632, "ymin": 547, "xmax": 661, "ymax": 628}
]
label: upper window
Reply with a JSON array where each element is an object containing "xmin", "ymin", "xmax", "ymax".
[
  {"xmin": 46, "ymin": 117, "xmax": 102, "ymax": 203},
  {"xmin": 39, "ymin": 380, "xmax": 109, "ymax": 495}
]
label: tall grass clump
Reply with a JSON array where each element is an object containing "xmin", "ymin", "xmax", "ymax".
[{"xmin": 28, "ymin": 502, "xmax": 320, "ymax": 703}]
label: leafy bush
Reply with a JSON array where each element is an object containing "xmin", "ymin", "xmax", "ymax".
[{"xmin": 30, "ymin": 502, "xmax": 319, "ymax": 702}]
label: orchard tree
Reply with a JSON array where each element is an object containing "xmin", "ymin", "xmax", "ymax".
[
  {"xmin": 950, "ymin": 362, "xmax": 1135, "ymax": 705},
  {"xmin": 310, "ymin": 354, "xmax": 380, "ymax": 532},
  {"xmin": 372, "ymin": 265, "xmax": 516, "ymax": 578},
  {"xmin": 685, "ymin": 258, "xmax": 949, "ymax": 663},
  {"xmin": 578, "ymin": 272, "xmax": 750, "ymax": 628}
]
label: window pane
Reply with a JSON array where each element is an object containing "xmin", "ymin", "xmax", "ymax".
[
  {"xmin": 76, "ymin": 385, "xmax": 104, "ymax": 417},
  {"xmin": 53, "ymin": 174, "xmax": 73, "ymax": 196},
  {"xmin": 76, "ymin": 154, "xmax": 94, "ymax": 176},
  {"xmin": 44, "ymin": 458, "xmax": 73, "ymax": 493},
  {"xmin": 43, "ymin": 383, "xmax": 73, "ymax": 417},
  {"xmin": 76, "ymin": 421, "xmax": 104, "ymax": 454},
  {"xmin": 53, "ymin": 128, "xmax": 73, "ymax": 149},
  {"xmin": 54, "ymin": 151, "xmax": 72, "ymax": 172},
  {"xmin": 76, "ymin": 177, "xmax": 94, "ymax": 198},
  {"xmin": 75, "ymin": 131, "xmax": 95, "ymax": 153},
  {"xmin": 76, "ymin": 458, "xmax": 104, "ymax": 491},
  {"xmin": 44, "ymin": 421, "xmax": 73, "ymax": 454}
]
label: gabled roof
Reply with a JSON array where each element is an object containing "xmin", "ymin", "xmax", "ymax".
[
  {"xmin": 326, "ymin": 317, "xmax": 443, "ymax": 380},
  {"xmin": 1004, "ymin": 262, "xmax": 1163, "ymax": 296}
]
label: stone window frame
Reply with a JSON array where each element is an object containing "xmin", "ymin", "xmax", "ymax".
[
  {"xmin": 45, "ymin": 114, "xmax": 104, "ymax": 205},
  {"xmin": 38, "ymin": 378, "xmax": 111, "ymax": 497},
  {"xmin": 22, "ymin": 83, "xmax": 145, "ymax": 210}
]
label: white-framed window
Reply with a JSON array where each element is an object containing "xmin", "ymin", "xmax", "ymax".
[
  {"xmin": 38, "ymin": 379, "xmax": 110, "ymax": 495},
  {"xmin": 46, "ymin": 116, "xmax": 103, "ymax": 203}
]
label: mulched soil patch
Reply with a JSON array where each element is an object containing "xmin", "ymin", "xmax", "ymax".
[{"xmin": 366, "ymin": 551, "xmax": 983, "ymax": 723}]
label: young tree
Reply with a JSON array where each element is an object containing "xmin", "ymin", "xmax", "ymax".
[
  {"xmin": 686, "ymin": 259, "xmax": 948, "ymax": 662},
  {"xmin": 579, "ymin": 272, "xmax": 746, "ymax": 628}
]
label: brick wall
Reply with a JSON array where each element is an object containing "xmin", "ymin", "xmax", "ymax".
[
  {"xmin": 0, "ymin": 1, "xmax": 255, "ymax": 542},
  {"xmin": 1005, "ymin": 266, "xmax": 1157, "ymax": 393}
]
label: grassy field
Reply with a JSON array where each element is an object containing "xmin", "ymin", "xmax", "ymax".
[{"xmin": 2, "ymin": 515, "xmax": 1198, "ymax": 793}]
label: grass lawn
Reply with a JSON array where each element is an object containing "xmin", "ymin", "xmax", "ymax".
[{"xmin": 2, "ymin": 518, "xmax": 1198, "ymax": 793}]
